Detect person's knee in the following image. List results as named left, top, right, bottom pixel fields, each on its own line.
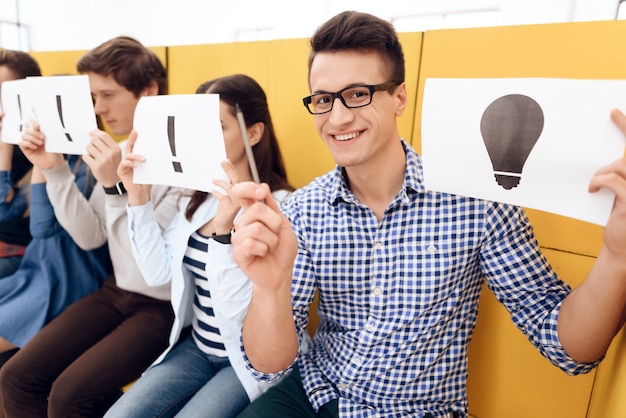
left=0, top=355, right=32, bottom=409
left=0, top=355, right=22, bottom=395
left=48, top=379, right=122, bottom=418
left=0, top=363, right=9, bottom=397
left=47, top=379, right=79, bottom=417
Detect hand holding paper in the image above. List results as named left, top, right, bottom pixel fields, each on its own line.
left=589, top=109, right=626, bottom=253
left=83, top=129, right=122, bottom=186
left=18, top=119, right=65, bottom=170
left=116, top=130, right=151, bottom=206
left=206, top=159, right=242, bottom=235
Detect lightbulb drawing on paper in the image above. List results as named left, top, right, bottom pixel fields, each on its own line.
left=480, top=94, right=544, bottom=190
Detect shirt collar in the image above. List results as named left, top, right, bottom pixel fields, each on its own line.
left=328, top=139, right=426, bottom=206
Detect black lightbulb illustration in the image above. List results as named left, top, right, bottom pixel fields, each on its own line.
left=480, top=94, right=544, bottom=190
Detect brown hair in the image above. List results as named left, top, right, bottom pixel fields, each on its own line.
left=185, top=74, right=293, bottom=220
left=307, top=11, right=405, bottom=87
left=0, top=49, right=41, bottom=78
left=76, top=36, right=167, bottom=96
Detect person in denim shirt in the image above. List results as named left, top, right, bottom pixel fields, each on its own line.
left=0, top=49, right=41, bottom=277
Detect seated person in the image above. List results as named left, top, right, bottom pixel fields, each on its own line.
left=230, top=11, right=626, bottom=418
left=105, top=74, right=294, bottom=418
left=0, top=156, right=112, bottom=368
left=0, top=49, right=42, bottom=277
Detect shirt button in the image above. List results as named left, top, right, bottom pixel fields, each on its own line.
left=337, top=383, right=348, bottom=390
left=350, top=357, right=363, bottom=366
left=365, top=323, right=375, bottom=332
left=372, top=286, right=383, bottom=296
left=427, top=245, right=437, bottom=254
left=374, top=241, right=383, bottom=250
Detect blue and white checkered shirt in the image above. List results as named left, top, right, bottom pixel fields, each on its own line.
left=242, top=140, right=597, bottom=418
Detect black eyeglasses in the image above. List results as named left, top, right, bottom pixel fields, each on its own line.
left=302, top=81, right=399, bottom=115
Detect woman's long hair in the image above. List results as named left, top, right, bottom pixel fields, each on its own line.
left=185, top=74, right=293, bottom=221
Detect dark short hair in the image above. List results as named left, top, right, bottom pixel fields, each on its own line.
left=185, top=74, right=293, bottom=220
left=308, top=10, right=405, bottom=86
left=0, top=49, right=41, bottom=78
left=76, top=36, right=167, bottom=96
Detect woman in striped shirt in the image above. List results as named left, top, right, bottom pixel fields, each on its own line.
left=104, top=74, right=294, bottom=418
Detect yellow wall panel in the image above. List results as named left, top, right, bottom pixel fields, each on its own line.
left=168, top=41, right=272, bottom=95
left=588, top=328, right=626, bottom=418
left=467, top=249, right=597, bottom=418
left=30, top=50, right=86, bottom=75
left=525, top=208, right=603, bottom=257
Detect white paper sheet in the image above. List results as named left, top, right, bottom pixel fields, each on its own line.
left=29, top=75, right=96, bottom=154
left=132, top=94, right=228, bottom=192
left=421, top=78, right=626, bottom=226
left=0, top=78, right=36, bottom=144
left=1, top=75, right=96, bottom=154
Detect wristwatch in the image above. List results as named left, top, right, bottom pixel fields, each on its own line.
left=102, top=181, right=127, bottom=195
left=212, top=230, right=232, bottom=245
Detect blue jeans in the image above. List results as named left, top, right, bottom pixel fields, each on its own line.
left=104, top=334, right=249, bottom=418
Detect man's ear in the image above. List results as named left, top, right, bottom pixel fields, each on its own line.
left=247, top=122, right=265, bottom=146
left=394, top=82, right=408, bottom=117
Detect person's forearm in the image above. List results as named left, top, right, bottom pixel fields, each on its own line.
left=0, top=144, right=13, bottom=171
left=242, top=278, right=299, bottom=373
left=30, top=166, right=45, bottom=184
left=558, top=246, right=626, bottom=362
left=43, top=162, right=108, bottom=249
left=126, top=185, right=151, bottom=207
left=127, top=203, right=176, bottom=287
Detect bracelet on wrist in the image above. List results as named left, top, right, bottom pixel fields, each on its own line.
left=211, top=230, right=233, bottom=244
left=103, top=181, right=127, bottom=195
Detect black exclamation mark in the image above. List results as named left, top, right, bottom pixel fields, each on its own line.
left=56, top=95, right=73, bottom=142
left=17, top=94, right=23, bottom=132
left=168, top=116, right=182, bottom=173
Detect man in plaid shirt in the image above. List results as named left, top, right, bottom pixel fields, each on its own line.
left=230, top=11, right=626, bottom=418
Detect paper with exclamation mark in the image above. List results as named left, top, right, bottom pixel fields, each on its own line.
left=132, top=94, right=228, bottom=193
left=0, top=78, right=35, bottom=145
left=29, top=75, right=97, bottom=154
